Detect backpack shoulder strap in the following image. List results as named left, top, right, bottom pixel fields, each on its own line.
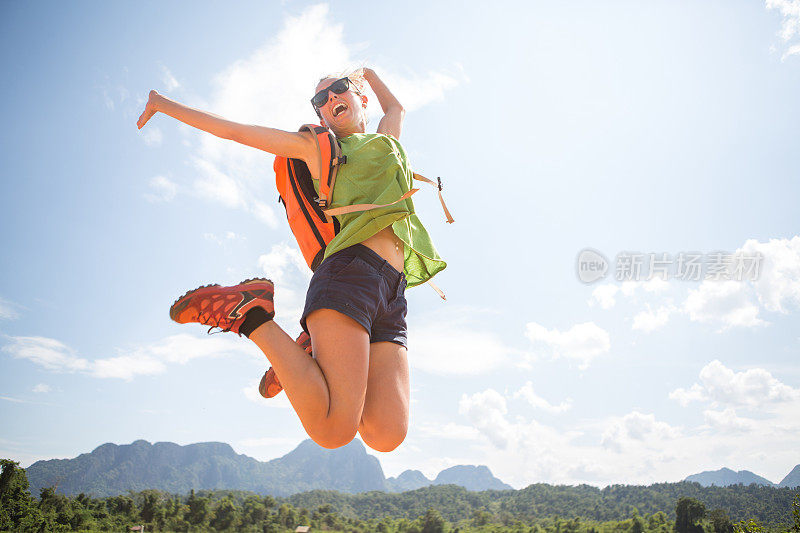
left=299, top=124, right=344, bottom=209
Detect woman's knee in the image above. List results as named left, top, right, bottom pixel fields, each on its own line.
left=310, top=421, right=360, bottom=449
left=360, top=422, right=408, bottom=453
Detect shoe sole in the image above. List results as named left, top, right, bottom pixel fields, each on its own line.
left=258, top=332, right=312, bottom=398
left=169, top=278, right=273, bottom=323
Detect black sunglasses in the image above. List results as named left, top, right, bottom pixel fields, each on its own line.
left=310, top=77, right=356, bottom=109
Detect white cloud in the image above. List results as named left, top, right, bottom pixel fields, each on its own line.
left=142, top=126, right=163, bottom=147
left=632, top=304, right=675, bottom=332
left=1, top=396, right=26, bottom=404
left=370, top=68, right=462, bottom=115
left=257, top=243, right=310, bottom=286
left=250, top=200, right=278, bottom=227
left=2, top=334, right=255, bottom=381
left=766, top=0, right=800, bottom=58
left=242, top=377, right=292, bottom=408
left=513, top=381, right=572, bottom=413
left=677, top=237, right=800, bottom=330
left=102, top=89, right=115, bottom=110
left=783, top=43, right=800, bottom=59
left=144, top=175, right=177, bottom=202
left=192, top=157, right=245, bottom=209
left=98, top=77, right=129, bottom=112
left=740, top=236, right=800, bottom=313
left=161, top=65, right=181, bottom=91
left=669, top=359, right=799, bottom=408
left=0, top=297, right=19, bottom=320
left=668, top=383, right=706, bottom=407
left=177, top=4, right=458, bottom=228
left=2, top=336, right=90, bottom=372
left=408, top=318, right=515, bottom=376
left=127, top=334, right=251, bottom=366
left=458, top=389, right=515, bottom=449
left=456, top=388, right=645, bottom=486
left=452, top=384, right=799, bottom=487
left=589, top=238, right=800, bottom=332
left=590, top=284, right=618, bottom=309
left=600, top=411, right=681, bottom=453
left=204, top=231, right=246, bottom=245
left=32, top=384, right=51, bottom=394
left=683, top=280, right=764, bottom=330
left=703, top=408, right=755, bottom=433
left=524, top=321, right=610, bottom=369
left=590, top=278, right=670, bottom=310
left=92, top=355, right=166, bottom=380
left=257, top=242, right=313, bottom=328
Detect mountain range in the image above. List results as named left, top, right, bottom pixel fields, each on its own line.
left=20, top=438, right=798, bottom=498
left=25, top=439, right=511, bottom=497
left=683, top=466, right=800, bottom=488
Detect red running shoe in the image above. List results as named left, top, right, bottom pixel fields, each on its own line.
left=258, top=331, right=312, bottom=398
left=169, top=278, right=274, bottom=335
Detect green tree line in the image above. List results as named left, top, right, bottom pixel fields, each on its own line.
left=2, top=459, right=799, bottom=533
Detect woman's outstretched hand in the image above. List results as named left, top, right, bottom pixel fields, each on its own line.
left=136, top=90, right=161, bottom=129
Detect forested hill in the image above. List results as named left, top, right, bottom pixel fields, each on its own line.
left=385, top=465, right=512, bottom=492
left=25, top=439, right=386, bottom=498
left=285, top=483, right=798, bottom=524
left=684, top=467, right=775, bottom=487
left=780, top=465, right=800, bottom=488
left=24, top=439, right=509, bottom=497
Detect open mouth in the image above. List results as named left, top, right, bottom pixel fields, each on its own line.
left=332, top=103, right=348, bottom=117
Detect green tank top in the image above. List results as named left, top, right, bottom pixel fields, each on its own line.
left=315, top=133, right=446, bottom=288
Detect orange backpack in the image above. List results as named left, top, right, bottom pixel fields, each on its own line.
left=274, top=124, right=454, bottom=292
left=274, top=124, right=344, bottom=271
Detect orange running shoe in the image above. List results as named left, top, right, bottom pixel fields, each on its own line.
left=258, top=331, right=312, bottom=398
left=169, top=278, right=274, bottom=336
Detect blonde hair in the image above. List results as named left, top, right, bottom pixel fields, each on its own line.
left=316, top=67, right=366, bottom=94
left=314, top=67, right=369, bottom=126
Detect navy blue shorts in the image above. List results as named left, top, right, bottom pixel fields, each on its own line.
left=300, top=243, right=408, bottom=347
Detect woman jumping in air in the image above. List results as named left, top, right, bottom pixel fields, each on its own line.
left=136, top=68, right=447, bottom=452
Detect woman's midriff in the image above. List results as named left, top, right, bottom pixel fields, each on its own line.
left=360, top=226, right=404, bottom=273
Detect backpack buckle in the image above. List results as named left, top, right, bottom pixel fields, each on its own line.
left=437, top=177, right=443, bottom=191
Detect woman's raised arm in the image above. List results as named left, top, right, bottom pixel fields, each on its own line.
left=361, top=69, right=405, bottom=139
left=136, top=90, right=317, bottom=163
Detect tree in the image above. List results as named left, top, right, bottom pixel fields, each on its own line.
left=186, top=489, right=210, bottom=526
left=0, top=459, right=43, bottom=531
left=39, top=485, right=76, bottom=529
left=278, top=503, right=297, bottom=528
left=630, top=515, right=645, bottom=533
left=709, top=508, right=734, bottom=533
left=210, top=496, right=240, bottom=531
left=675, top=497, right=706, bottom=533
left=421, top=508, right=446, bottom=533
left=263, top=494, right=276, bottom=512
left=242, top=494, right=267, bottom=525
left=733, top=518, right=765, bottom=533
left=140, top=489, right=165, bottom=525
left=107, top=494, right=137, bottom=519
left=791, top=493, right=800, bottom=533
left=472, top=509, right=493, bottom=526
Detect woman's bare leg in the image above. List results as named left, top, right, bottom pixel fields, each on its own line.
left=248, top=309, right=370, bottom=449
left=358, top=341, right=410, bottom=452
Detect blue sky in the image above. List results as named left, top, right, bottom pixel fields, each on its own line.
left=1, top=1, right=799, bottom=488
